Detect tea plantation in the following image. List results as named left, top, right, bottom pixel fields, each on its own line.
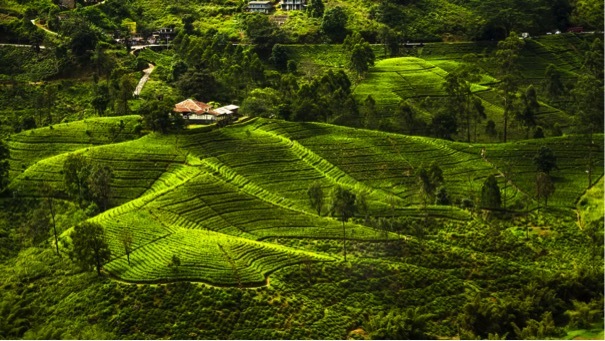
left=0, top=4, right=602, bottom=335
left=2, top=116, right=603, bottom=338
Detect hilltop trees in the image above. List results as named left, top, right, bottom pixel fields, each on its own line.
left=306, top=0, right=325, bottom=18
left=70, top=222, right=111, bottom=276
left=330, top=186, right=356, bottom=261
left=321, top=7, right=348, bottom=43
left=239, top=13, right=283, bottom=57
left=63, top=154, right=113, bottom=211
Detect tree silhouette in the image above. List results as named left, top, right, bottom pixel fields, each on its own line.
left=533, top=146, right=558, bottom=174
left=330, top=186, right=356, bottom=261
left=493, top=32, right=524, bottom=142
left=307, top=181, right=324, bottom=216
left=481, top=175, right=501, bottom=209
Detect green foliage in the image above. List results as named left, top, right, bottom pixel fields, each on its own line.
left=364, top=307, right=435, bottom=339
left=533, top=146, right=557, bottom=174
left=0, top=141, right=9, bottom=193
left=70, top=221, right=111, bottom=276
left=63, top=153, right=92, bottom=204
left=239, top=13, right=283, bottom=57
left=481, top=174, right=501, bottom=209
left=343, top=32, right=375, bottom=79
left=139, top=98, right=181, bottom=133
left=62, top=153, right=114, bottom=211
left=270, top=44, right=289, bottom=72
left=536, top=172, right=555, bottom=207
left=321, top=7, right=347, bottom=43
left=118, top=228, right=133, bottom=265
left=240, top=88, right=281, bottom=118
left=493, top=31, right=524, bottom=143
left=307, top=180, right=324, bottom=216
left=306, top=0, right=324, bottom=18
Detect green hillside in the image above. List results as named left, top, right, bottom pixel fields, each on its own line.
left=4, top=117, right=602, bottom=286
left=0, top=0, right=603, bottom=338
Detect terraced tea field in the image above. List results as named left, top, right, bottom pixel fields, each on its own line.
left=351, top=35, right=591, bottom=141
left=8, top=117, right=603, bottom=286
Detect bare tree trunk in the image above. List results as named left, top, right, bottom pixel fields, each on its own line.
left=48, top=197, right=59, bottom=256
left=342, top=220, right=347, bottom=262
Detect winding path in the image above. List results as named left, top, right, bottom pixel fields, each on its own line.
left=30, top=19, right=58, bottom=36
left=133, top=63, right=155, bottom=97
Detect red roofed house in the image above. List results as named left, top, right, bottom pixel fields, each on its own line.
left=174, top=99, right=224, bottom=124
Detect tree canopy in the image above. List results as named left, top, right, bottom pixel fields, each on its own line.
left=70, top=222, right=111, bottom=276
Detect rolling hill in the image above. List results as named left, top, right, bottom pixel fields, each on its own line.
left=5, top=116, right=603, bottom=287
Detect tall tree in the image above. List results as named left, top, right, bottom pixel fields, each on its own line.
left=119, top=228, right=134, bottom=266
left=70, top=222, right=111, bottom=276
left=91, top=83, right=110, bottom=116
left=330, top=186, right=356, bottom=261
left=42, top=84, right=57, bottom=125
left=42, top=184, right=60, bottom=256
left=493, top=32, right=524, bottom=143
left=362, top=95, right=377, bottom=129
left=356, top=189, right=371, bottom=224
left=517, top=84, right=539, bottom=138
left=344, top=32, right=375, bottom=80
left=63, top=153, right=92, bottom=204
left=88, top=164, right=113, bottom=212
left=533, top=146, right=558, bottom=174
left=536, top=172, right=555, bottom=207
left=113, top=74, right=135, bottom=116
left=480, top=174, right=501, bottom=209
left=543, top=64, right=564, bottom=101
left=442, top=70, right=467, bottom=140
left=307, top=181, right=324, bottom=216
left=239, top=13, right=282, bottom=57
left=270, top=44, right=289, bottom=72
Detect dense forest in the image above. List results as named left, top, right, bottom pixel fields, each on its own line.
left=0, top=0, right=603, bottom=339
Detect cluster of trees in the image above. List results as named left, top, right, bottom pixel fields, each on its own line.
left=478, top=145, right=558, bottom=219
left=305, top=145, right=560, bottom=250
left=63, top=153, right=113, bottom=212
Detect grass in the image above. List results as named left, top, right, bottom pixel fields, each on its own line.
left=577, top=177, right=604, bottom=226
left=565, top=323, right=605, bottom=340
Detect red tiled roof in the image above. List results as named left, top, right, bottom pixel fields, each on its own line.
left=174, top=99, right=218, bottom=115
